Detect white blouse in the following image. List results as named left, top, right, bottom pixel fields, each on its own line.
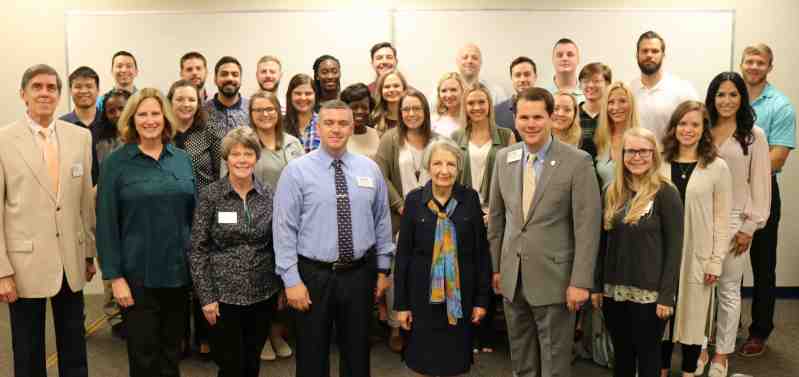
left=468, top=141, right=492, bottom=204
left=398, top=143, right=430, bottom=198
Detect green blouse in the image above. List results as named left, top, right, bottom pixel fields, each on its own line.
left=96, top=143, right=197, bottom=288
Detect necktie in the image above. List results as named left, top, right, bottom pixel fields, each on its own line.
left=333, top=159, right=354, bottom=262
left=522, top=154, right=536, bottom=220
left=38, top=129, right=60, bottom=194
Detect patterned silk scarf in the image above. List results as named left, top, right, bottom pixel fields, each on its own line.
left=427, top=198, right=463, bottom=325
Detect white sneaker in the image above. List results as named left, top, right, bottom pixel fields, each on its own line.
left=260, top=339, right=277, bottom=361
left=708, top=360, right=728, bottom=377
left=271, top=335, right=293, bottom=358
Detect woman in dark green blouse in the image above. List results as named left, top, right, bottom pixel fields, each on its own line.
left=96, top=88, right=196, bottom=377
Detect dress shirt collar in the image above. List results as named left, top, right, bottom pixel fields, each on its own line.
left=25, top=112, right=56, bottom=137
left=522, top=135, right=553, bottom=162
left=221, top=174, right=267, bottom=197
left=124, top=142, right=176, bottom=160
left=212, top=93, right=244, bottom=111
left=314, top=145, right=354, bottom=168
left=752, top=83, right=775, bottom=104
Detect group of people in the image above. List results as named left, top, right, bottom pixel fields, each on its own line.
left=0, top=29, right=794, bottom=377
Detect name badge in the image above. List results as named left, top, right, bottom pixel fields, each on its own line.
left=357, top=176, right=374, bottom=188
left=71, top=163, right=84, bottom=177
left=507, top=149, right=522, bottom=163
left=218, top=211, right=237, bottom=224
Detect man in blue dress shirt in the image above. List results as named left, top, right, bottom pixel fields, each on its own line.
left=273, top=99, right=394, bottom=377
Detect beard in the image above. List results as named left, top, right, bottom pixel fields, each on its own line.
left=219, top=83, right=240, bottom=98
left=638, top=59, right=662, bottom=76
left=259, top=80, right=279, bottom=92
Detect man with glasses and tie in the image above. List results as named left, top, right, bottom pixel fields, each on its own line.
left=273, top=99, right=394, bottom=377
left=487, top=87, right=601, bottom=377
left=0, top=64, right=96, bottom=377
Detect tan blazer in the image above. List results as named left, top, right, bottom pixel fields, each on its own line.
left=487, top=139, right=601, bottom=306
left=661, top=159, right=732, bottom=345
left=0, top=119, right=96, bottom=298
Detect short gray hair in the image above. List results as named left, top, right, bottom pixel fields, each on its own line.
left=21, top=64, right=62, bottom=93
left=422, top=138, right=464, bottom=173
left=221, top=127, right=261, bottom=161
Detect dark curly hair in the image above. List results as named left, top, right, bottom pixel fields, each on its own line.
left=705, top=72, right=756, bottom=155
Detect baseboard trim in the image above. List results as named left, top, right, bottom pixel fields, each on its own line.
left=741, top=286, right=799, bottom=299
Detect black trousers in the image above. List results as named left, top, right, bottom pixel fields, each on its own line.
left=603, top=299, right=666, bottom=377
left=211, top=297, right=276, bottom=377
left=475, top=293, right=500, bottom=348
left=123, top=285, right=189, bottom=377
left=749, top=175, right=781, bottom=340
left=9, top=274, right=88, bottom=377
left=294, top=255, right=377, bottom=377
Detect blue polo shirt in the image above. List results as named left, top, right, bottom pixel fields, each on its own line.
left=752, top=83, right=796, bottom=150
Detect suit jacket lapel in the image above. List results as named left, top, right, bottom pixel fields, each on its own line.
left=11, top=121, right=57, bottom=203
left=55, top=122, right=73, bottom=204
left=525, top=139, right=563, bottom=226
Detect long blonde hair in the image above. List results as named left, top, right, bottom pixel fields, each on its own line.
left=434, top=72, right=467, bottom=127
left=552, top=91, right=582, bottom=146
left=603, top=128, right=670, bottom=230
left=594, top=82, right=640, bottom=157
left=463, top=83, right=497, bottom=132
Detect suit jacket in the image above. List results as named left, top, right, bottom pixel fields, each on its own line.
left=487, top=138, right=600, bottom=306
left=0, top=119, right=96, bottom=298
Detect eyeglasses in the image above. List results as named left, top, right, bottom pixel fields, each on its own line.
left=252, top=107, right=277, bottom=114
left=623, top=148, right=654, bottom=158
left=400, top=106, right=424, bottom=114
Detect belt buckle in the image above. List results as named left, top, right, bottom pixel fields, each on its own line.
left=332, top=261, right=349, bottom=271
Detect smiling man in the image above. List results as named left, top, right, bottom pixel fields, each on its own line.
left=546, top=38, right=585, bottom=103
left=256, top=55, right=283, bottom=94
left=630, top=31, right=698, bottom=140
left=273, top=100, right=394, bottom=377
left=180, top=51, right=208, bottom=102
left=203, top=56, right=250, bottom=134
left=60, top=66, right=101, bottom=184
left=0, top=64, right=96, bottom=377
left=97, top=50, right=138, bottom=112
left=496, top=56, right=538, bottom=136
left=488, top=87, right=600, bottom=377
left=368, top=42, right=398, bottom=94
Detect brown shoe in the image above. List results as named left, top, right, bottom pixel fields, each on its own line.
left=738, top=336, right=767, bottom=357
left=388, top=331, right=404, bottom=353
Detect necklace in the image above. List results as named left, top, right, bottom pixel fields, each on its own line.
left=676, top=162, right=694, bottom=179
left=411, top=146, right=422, bottom=182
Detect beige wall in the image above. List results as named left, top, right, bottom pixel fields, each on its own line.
left=3, top=0, right=798, bottom=290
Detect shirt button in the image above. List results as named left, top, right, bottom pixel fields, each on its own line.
left=56, top=206, right=61, bottom=211
left=56, top=233, right=60, bottom=237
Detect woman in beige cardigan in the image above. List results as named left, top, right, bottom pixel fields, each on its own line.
left=659, top=101, right=732, bottom=377
left=374, top=89, right=440, bottom=352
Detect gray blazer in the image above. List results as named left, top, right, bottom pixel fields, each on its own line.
left=487, top=138, right=601, bottom=306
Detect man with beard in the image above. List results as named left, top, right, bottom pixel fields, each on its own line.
left=456, top=43, right=507, bottom=106
left=738, top=43, right=796, bottom=358
left=545, top=39, right=585, bottom=103
left=60, top=66, right=101, bottom=184
left=180, top=51, right=208, bottom=102
left=203, top=56, right=249, bottom=134
left=368, top=42, right=397, bottom=94
left=496, top=56, right=537, bottom=137
left=313, top=55, right=342, bottom=107
left=97, top=50, right=138, bottom=112
left=256, top=55, right=283, bottom=94
left=630, top=31, right=697, bottom=140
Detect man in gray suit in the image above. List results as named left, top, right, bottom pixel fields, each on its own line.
left=488, top=87, right=601, bottom=377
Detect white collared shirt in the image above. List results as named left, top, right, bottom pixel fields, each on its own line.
left=630, top=73, right=698, bottom=141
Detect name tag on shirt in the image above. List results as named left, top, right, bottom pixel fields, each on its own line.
left=218, top=211, right=237, bottom=224
left=71, top=163, right=84, bottom=177
left=357, top=176, right=374, bottom=188
left=507, top=149, right=522, bottom=163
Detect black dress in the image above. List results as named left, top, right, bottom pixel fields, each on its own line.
left=394, top=182, right=492, bottom=376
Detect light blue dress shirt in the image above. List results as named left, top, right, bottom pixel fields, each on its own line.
left=751, top=83, right=796, bottom=151
left=273, top=147, right=395, bottom=287
left=521, top=135, right=554, bottom=181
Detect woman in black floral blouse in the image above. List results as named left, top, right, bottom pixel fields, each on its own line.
left=189, top=126, right=281, bottom=377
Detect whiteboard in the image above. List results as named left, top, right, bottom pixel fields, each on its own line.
left=394, top=9, right=734, bottom=105
left=66, top=10, right=393, bottom=105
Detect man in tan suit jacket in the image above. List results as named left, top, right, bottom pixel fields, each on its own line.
left=488, top=88, right=600, bottom=377
left=0, top=64, right=96, bottom=377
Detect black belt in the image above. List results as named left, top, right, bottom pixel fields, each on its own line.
left=298, top=249, right=374, bottom=272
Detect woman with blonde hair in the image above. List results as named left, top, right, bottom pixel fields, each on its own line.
left=594, top=82, right=641, bottom=190
left=552, top=91, right=582, bottom=147
left=370, top=69, right=408, bottom=137
left=592, top=127, right=683, bottom=377
left=432, top=72, right=467, bottom=138
left=659, top=101, right=732, bottom=377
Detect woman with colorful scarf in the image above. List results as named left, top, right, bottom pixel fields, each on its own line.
left=394, top=138, right=492, bottom=377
